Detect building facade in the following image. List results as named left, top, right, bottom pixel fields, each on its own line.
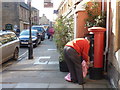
left=106, top=0, right=120, bottom=88
left=19, top=2, right=29, bottom=30
left=2, top=2, right=39, bottom=31
left=31, top=7, right=39, bottom=25
left=2, top=2, right=20, bottom=30
left=57, top=0, right=120, bottom=88
left=57, top=0, right=74, bottom=18
left=39, top=14, right=49, bottom=25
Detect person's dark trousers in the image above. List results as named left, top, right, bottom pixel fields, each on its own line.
left=64, top=46, right=84, bottom=85
left=48, top=35, right=51, bottom=39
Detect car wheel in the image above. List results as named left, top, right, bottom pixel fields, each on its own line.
left=35, top=40, right=39, bottom=47
left=43, top=37, right=45, bottom=41
left=39, top=38, right=41, bottom=44
left=13, top=48, right=19, bottom=60
left=41, top=37, right=44, bottom=41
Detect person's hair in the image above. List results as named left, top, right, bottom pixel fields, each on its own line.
left=85, top=37, right=91, bottom=41
left=84, top=34, right=93, bottom=41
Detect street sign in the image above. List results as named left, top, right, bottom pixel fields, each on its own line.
left=53, top=10, right=58, bottom=14
left=44, top=0, right=51, bottom=2
left=5, top=24, right=13, bottom=30
left=44, top=0, right=53, bottom=8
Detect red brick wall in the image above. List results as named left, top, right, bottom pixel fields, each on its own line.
left=76, top=10, right=88, bottom=38
left=75, top=1, right=102, bottom=38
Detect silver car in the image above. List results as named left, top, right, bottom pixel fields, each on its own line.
left=0, top=30, right=20, bottom=64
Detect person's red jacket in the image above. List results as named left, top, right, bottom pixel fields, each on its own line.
left=49, top=28, right=54, bottom=35
left=65, top=38, right=90, bottom=62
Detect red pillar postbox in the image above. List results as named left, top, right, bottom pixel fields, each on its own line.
left=88, top=27, right=106, bottom=80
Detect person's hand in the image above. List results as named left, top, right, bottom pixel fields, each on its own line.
left=86, top=56, right=90, bottom=66
left=86, top=61, right=90, bottom=66
left=89, top=61, right=94, bottom=67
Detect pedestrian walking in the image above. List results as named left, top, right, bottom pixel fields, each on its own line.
left=46, top=26, right=51, bottom=39
left=49, top=27, right=55, bottom=41
left=47, top=27, right=55, bottom=41
left=16, top=28, right=20, bottom=37
left=63, top=38, right=90, bottom=85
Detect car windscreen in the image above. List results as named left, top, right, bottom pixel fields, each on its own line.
left=0, top=32, right=17, bottom=45
left=20, top=30, right=37, bottom=36
left=31, top=27, right=44, bottom=32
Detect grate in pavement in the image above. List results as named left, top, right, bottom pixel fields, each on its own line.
left=48, top=49, right=57, bottom=51
left=34, top=56, right=50, bottom=65
left=34, top=56, right=59, bottom=65
left=48, top=61, right=59, bottom=64
left=37, top=61, right=48, bottom=64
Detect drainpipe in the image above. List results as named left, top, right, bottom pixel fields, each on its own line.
left=102, top=0, right=104, bottom=12
left=74, top=6, right=77, bottom=39
left=104, top=0, right=110, bottom=72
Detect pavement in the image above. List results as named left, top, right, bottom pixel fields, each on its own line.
left=1, top=38, right=111, bottom=89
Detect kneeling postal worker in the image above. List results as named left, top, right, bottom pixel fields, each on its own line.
left=64, top=38, right=90, bottom=85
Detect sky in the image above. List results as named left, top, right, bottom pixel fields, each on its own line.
left=25, top=0, right=62, bottom=21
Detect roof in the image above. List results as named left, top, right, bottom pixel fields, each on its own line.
left=20, top=2, right=39, bottom=11
left=20, top=2, right=29, bottom=10
left=31, top=7, right=38, bottom=11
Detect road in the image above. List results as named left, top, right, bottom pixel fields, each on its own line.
left=2, top=47, right=28, bottom=70
left=18, top=47, right=28, bottom=61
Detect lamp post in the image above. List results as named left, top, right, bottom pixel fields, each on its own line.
left=28, top=0, right=33, bottom=59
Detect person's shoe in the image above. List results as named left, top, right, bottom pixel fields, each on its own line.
left=72, top=80, right=78, bottom=83
left=66, top=80, right=72, bottom=82
left=71, top=79, right=78, bottom=83
left=78, top=82, right=85, bottom=85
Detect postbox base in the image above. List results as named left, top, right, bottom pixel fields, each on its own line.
left=89, top=67, right=103, bottom=80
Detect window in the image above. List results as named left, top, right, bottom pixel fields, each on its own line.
left=3, top=3, right=9, bottom=8
left=0, top=32, right=17, bottom=45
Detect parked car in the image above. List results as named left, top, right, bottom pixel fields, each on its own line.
left=39, top=25, right=49, bottom=31
left=0, top=30, right=20, bottom=64
left=31, top=25, right=45, bottom=41
left=19, top=29, right=41, bottom=47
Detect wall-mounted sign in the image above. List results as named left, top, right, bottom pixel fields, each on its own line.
left=53, top=10, right=58, bottom=14
left=5, top=24, right=13, bottom=30
left=44, top=0, right=53, bottom=8
left=44, top=0, right=51, bottom=2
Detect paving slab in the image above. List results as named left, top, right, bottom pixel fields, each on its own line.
left=84, top=83, right=109, bottom=88
left=15, top=83, right=49, bottom=88
left=5, top=64, right=59, bottom=71
left=2, top=84, right=17, bottom=88
left=85, top=78, right=110, bottom=84
left=48, top=83, right=83, bottom=88
left=2, top=70, right=67, bottom=83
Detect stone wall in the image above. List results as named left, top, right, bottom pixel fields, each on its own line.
left=2, top=2, right=20, bottom=30
left=108, top=62, right=120, bottom=89
left=39, top=14, right=49, bottom=25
